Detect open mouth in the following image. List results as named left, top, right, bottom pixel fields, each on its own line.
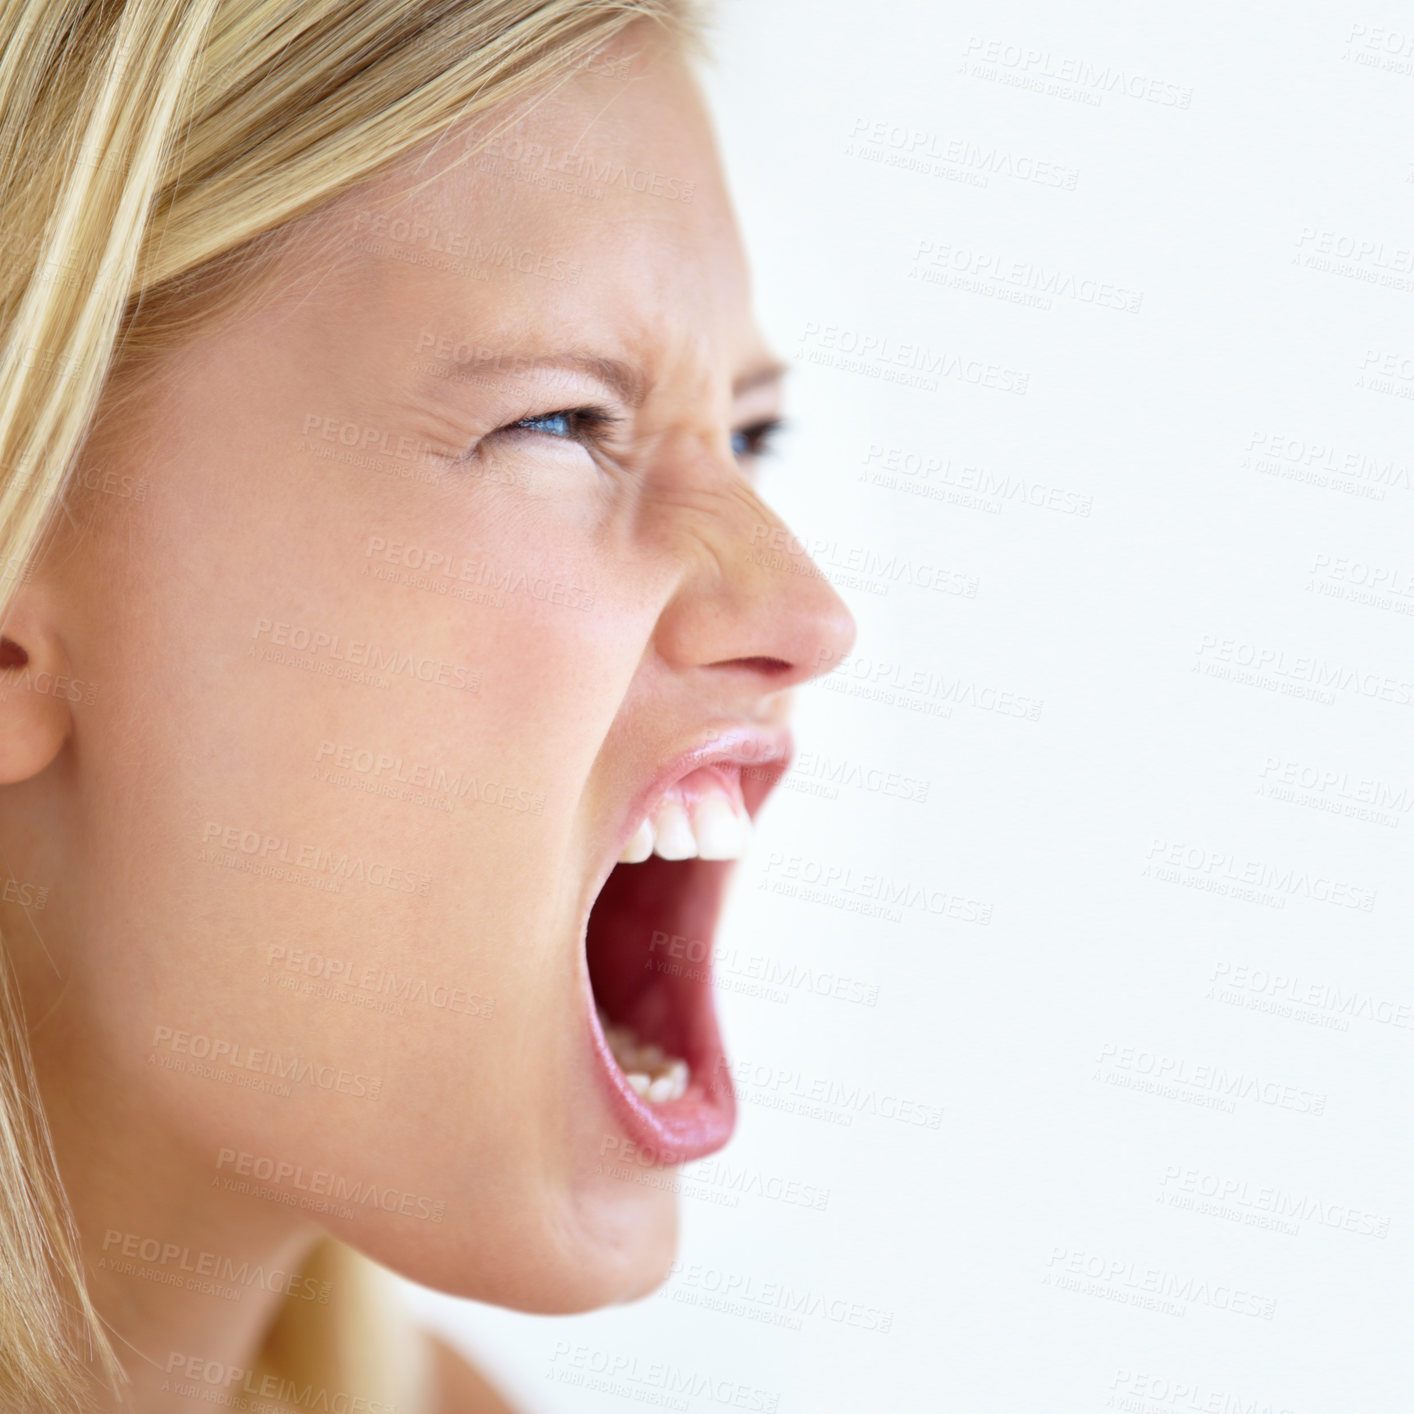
left=579, top=730, right=791, bottom=1166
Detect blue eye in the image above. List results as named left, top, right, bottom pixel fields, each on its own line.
left=490, top=409, right=785, bottom=463
left=515, top=411, right=576, bottom=438
left=731, top=418, right=787, bottom=461
left=508, top=407, right=623, bottom=445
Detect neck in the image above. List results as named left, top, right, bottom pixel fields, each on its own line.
left=30, top=1010, right=322, bottom=1414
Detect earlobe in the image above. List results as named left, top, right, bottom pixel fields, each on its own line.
left=0, top=602, right=76, bottom=786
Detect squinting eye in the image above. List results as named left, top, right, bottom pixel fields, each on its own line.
left=503, top=406, right=621, bottom=447
left=519, top=412, right=573, bottom=438
left=731, top=417, right=787, bottom=461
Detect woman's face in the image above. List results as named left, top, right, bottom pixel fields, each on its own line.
left=6, top=24, right=853, bottom=1309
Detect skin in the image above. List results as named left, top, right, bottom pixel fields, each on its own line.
left=0, top=21, right=854, bottom=1412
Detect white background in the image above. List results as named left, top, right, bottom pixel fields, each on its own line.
left=403, top=2, right=1414, bottom=1407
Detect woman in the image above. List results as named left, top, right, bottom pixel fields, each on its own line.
left=0, top=1, right=856, bottom=1409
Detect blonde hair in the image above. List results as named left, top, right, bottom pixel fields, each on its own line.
left=0, top=1, right=703, bottom=1408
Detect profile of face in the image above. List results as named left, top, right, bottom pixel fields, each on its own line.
left=0, top=21, right=854, bottom=1316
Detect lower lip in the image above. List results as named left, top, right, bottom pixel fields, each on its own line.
left=585, top=981, right=737, bottom=1168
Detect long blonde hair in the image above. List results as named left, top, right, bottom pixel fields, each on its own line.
left=0, top=2, right=702, bottom=1408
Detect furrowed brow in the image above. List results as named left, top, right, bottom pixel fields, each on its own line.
left=432, top=352, right=648, bottom=407
left=733, top=360, right=788, bottom=399
left=423, top=347, right=784, bottom=407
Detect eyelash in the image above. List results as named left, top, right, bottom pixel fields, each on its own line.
left=494, top=408, right=788, bottom=463
left=500, top=406, right=624, bottom=447
left=731, top=418, right=787, bottom=461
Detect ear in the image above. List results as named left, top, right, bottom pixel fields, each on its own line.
left=0, top=592, right=74, bottom=785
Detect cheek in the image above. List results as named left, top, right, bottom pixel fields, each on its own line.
left=57, top=433, right=680, bottom=1300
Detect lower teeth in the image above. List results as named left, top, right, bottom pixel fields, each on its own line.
left=597, top=1007, right=690, bottom=1104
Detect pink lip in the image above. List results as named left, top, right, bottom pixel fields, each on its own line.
left=577, top=722, right=794, bottom=1166
left=610, top=722, right=796, bottom=861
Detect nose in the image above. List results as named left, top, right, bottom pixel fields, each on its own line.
left=651, top=473, right=858, bottom=694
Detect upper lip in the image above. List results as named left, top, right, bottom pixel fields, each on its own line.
left=580, top=720, right=795, bottom=925
left=616, top=721, right=794, bottom=854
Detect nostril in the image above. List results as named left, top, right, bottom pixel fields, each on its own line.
left=732, top=655, right=792, bottom=676
left=0, top=638, right=27, bottom=670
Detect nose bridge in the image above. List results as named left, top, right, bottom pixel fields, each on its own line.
left=653, top=454, right=858, bottom=686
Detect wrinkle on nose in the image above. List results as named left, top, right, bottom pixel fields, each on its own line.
left=651, top=473, right=857, bottom=693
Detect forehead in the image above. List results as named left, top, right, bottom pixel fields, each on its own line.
left=302, top=26, right=766, bottom=396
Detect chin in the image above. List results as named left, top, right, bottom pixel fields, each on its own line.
left=355, top=1175, right=681, bottom=1313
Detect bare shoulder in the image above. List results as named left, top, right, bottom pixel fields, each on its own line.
left=425, top=1331, right=524, bottom=1414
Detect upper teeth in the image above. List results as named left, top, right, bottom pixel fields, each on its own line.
left=619, top=783, right=751, bottom=864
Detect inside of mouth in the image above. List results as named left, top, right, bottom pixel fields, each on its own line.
left=585, top=854, right=727, bottom=1106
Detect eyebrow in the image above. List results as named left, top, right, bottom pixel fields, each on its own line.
left=430, top=350, right=788, bottom=407
left=733, top=359, right=789, bottom=398
left=429, top=352, right=642, bottom=405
